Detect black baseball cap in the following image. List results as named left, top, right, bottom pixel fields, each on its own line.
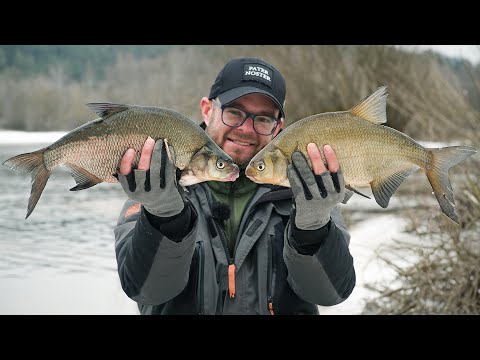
left=208, top=57, right=286, bottom=118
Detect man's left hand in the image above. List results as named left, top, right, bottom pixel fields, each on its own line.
left=287, top=143, right=345, bottom=230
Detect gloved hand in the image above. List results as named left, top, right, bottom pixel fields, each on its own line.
left=287, top=149, right=345, bottom=230
left=116, top=138, right=185, bottom=218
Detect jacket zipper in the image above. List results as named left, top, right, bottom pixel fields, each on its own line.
left=228, top=181, right=237, bottom=252
left=227, top=182, right=238, bottom=298
left=204, top=185, right=236, bottom=299
left=267, top=235, right=277, bottom=315
left=196, top=241, right=205, bottom=315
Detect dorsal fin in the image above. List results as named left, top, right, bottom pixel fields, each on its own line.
left=349, top=86, right=388, bottom=124
left=86, top=103, right=129, bottom=119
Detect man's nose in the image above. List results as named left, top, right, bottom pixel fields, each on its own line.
left=238, top=116, right=256, bottom=133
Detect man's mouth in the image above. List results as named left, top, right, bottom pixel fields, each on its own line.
left=227, top=138, right=255, bottom=146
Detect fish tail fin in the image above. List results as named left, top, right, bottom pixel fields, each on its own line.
left=426, top=145, right=477, bottom=224
left=3, top=148, right=52, bottom=219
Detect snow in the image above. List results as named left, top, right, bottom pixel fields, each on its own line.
left=0, top=130, right=67, bottom=145
left=318, top=212, right=413, bottom=315
left=0, top=270, right=139, bottom=315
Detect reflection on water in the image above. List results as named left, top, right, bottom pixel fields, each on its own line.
left=0, top=143, right=138, bottom=314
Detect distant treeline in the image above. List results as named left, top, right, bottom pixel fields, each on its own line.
left=0, top=45, right=478, bottom=145
left=0, top=45, right=172, bottom=80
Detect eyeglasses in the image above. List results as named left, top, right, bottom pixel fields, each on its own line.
left=212, top=99, right=280, bottom=136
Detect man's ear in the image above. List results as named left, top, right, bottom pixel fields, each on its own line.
left=201, top=97, right=213, bottom=126
left=272, top=118, right=285, bottom=138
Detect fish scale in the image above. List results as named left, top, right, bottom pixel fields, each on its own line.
left=246, top=86, right=477, bottom=224
left=4, top=103, right=239, bottom=219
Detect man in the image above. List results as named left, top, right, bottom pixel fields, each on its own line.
left=114, top=57, right=356, bottom=315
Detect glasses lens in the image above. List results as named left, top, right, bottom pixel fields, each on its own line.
left=221, top=106, right=278, bottom=135
left=253, top=116, right=276, bottom=135
left=222, top=107, right=246, bottom=126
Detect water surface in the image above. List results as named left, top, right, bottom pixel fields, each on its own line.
left=0, top=143, right=138, bottom=314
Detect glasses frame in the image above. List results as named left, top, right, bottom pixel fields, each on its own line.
left=212, top=99, right=280, bottom=136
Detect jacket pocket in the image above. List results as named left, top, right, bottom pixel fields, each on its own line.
left=267, top=235, right=277, bottom=315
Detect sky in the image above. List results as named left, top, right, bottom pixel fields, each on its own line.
left=398, top=45, right=480, bottom=64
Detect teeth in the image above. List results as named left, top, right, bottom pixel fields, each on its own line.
left=231, top=140, right=251, bottom=146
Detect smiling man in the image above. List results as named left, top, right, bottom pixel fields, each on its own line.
left=203, top=95, right=282, bottom=166
left=114, top=57, right=356, bottom=315
left=202, top=58, right=286, bottom=167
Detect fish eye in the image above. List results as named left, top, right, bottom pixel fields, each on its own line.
left=216, top=159, right=225, bottom=169
left=257, top=162, right=265, bottom=171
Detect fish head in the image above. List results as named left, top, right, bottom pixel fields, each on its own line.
left=179, top=145, right=239, bottom=186
left=245, top=147, right=288, bottom=186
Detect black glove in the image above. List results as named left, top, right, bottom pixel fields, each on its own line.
left=117, top=139, right=185, bottom=217
left=287, top=151, right=345, bottom=230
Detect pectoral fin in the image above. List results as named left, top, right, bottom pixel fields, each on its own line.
left=345, top=185, right=371, bottom=199
left=341, top=190, right=355, bottom=204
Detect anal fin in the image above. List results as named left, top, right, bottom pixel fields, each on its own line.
left=370, top=166, right=419, bottom=208
left=63, top=163, right=103, bottom=191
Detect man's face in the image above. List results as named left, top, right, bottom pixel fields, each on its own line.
left=202, top=93, right=284, bottom=167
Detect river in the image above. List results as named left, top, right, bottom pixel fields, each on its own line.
left=0, top=142, right=139, bottom=314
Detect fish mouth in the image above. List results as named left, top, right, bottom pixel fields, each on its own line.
left=220, top=169, right=239, bottom=182
left=223, top=164, right=240, bottom=182
left=228, top=171, right=240, bottom=181
left=245, top=167, right=255, bottom=180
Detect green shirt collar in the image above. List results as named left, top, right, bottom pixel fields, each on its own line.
left=206, top=170, right=258, bottom=196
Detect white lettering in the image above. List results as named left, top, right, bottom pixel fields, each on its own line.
left=244, top=70, right=271, bottom=82
left=248, top=66, right=270, bottom=76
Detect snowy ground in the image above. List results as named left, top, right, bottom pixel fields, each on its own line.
left=0, top=130, right=68, bottom=145
left=318, top=204, right=414, bottom=315
left=0, top=270, right=139, bottom=315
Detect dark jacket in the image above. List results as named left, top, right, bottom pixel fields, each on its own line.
left=114, top=177, right=356, bottom=314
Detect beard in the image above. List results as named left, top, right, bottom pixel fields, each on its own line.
left=228, top=150, right=252, bottom=168
left=206, top=127, right=257, bottom=167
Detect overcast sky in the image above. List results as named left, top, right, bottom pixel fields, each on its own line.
left=398, top=45, right=479, bottom=64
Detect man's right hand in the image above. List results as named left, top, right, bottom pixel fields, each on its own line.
left=287, top=144, right=345, bottom=230
left=116, top=137, right=186, bottom=218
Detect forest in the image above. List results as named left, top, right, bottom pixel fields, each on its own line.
left=0, top=45, right=478, bottom=144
